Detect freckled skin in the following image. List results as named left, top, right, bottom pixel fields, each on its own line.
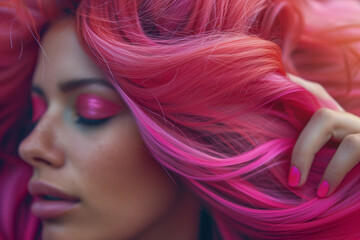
left=19, top=16, right=200, bottom=240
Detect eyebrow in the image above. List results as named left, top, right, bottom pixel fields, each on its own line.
left=59, top=78, right=113, bottom=92
left=32, top=78, right=113, bottom=95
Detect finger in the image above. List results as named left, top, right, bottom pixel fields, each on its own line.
left=317, top=133, right=360, bottom=197
left=289, top=108, right=334, bottom=187
left=331, top=111, right=360, bottom=140
left=288, top=74, right=344, bottom=111
left=290, top=109, right=360, bottom=187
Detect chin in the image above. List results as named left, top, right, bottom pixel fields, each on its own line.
left=41, top=221, right=83, bottom=240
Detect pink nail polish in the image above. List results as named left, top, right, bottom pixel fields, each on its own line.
left=288, top=166, right=301, bottom=187
left=317, top=180, right=330, bottom=198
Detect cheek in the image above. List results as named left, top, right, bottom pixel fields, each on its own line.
left=79, top=120, right=175, bottom=201
left=67, top=117, right=178, bottom=237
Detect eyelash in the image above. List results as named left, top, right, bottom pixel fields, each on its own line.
left=75, top=116, right=110, bottom=126
left=29, top=110, right=110, bottom=128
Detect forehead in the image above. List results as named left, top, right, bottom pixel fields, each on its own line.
left=33, top=16, right=105, bottom=87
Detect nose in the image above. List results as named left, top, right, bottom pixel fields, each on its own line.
left=18, top=113, right=65, bottom=168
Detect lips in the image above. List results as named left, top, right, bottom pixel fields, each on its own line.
left=29, top=181, right=80, bottom=219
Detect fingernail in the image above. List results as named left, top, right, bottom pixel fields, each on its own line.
left=317, top=180, right=330, bottom=198
left=288, top=166, right=301, bottom=187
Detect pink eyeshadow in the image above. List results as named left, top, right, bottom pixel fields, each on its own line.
left=75, top=93, right=123, bottom=120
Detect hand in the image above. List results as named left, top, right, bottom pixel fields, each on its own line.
left=288, top=74, right=344, bottom=111
left=287, top=74, right=360, bottom=197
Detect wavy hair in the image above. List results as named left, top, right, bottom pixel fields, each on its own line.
left=1, top=0, right=360, bottom=239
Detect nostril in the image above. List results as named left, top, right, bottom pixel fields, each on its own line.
left=33, top=157, right=52, bottom=166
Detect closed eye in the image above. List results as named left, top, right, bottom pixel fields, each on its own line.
left=75, top=93, right=123, bottom=127
left=76, top=116, right=110, bottom=126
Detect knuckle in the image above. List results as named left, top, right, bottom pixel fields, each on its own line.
left=326, top=165, right=339, bottom=178
left=292, top=148, right=312, bottom=160
left=291, top=149, right=313, bottom=169
left=312, top=108, right=334, bottom=125
left=310, top=83, right=327, bottom=97
left=312, top=82, right=325, bottom=92
left=325, top=160, right=344, bottom=180
left=343, top=134, right=360, bottom=150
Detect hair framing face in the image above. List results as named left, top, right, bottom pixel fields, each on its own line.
left=0, top=0, right=360, bottom=239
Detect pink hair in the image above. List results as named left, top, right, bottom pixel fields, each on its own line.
left=1, top=0, right=360, bottom=239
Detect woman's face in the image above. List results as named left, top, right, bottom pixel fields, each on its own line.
left=18, top=17, right=187, bottom=240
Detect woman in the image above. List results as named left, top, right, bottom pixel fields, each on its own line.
left=1, top=0, right=360, bottom=239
